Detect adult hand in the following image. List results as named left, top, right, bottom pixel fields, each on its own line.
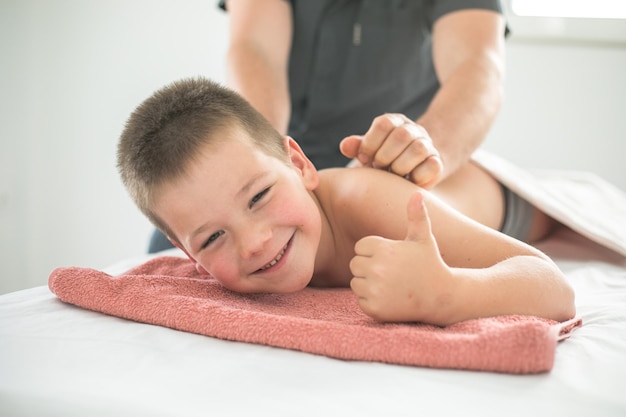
left=340, top=114, right=443, bottom=189
left=349, top=191, right=455, bottom=324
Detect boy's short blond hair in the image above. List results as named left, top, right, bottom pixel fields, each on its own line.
left=117, top=77, right=287, bottom=237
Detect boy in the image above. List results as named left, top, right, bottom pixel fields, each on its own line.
left=117, top=77, right=575, bottom=326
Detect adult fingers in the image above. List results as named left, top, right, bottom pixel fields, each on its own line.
left=407, top=155, right=443, bottom=189
left=339, top=135, right=363, bottom=160
left=388, top=135, right=436, bottom=177
left=357, top=114, right=405, bottom=166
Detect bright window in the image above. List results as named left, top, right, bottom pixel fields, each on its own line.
left=511, top=0, right=626, bottom=19
left=504, top=0, right=626, bottom=45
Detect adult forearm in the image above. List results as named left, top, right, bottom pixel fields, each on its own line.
left=417, top=53, right=504, bottom=180
left=226, top=45, right=291, bottom=134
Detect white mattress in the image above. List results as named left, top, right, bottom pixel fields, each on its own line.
left=1, top=226, right=625, bottom=417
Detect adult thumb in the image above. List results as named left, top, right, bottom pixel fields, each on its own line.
left=405, top=191, right=432, bottom=242
left=339, top=135, right=363, bottom=159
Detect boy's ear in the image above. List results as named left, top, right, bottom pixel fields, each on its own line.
left=284, top=136, right=319, bottom=190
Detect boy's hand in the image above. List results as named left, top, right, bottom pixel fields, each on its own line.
left=349, top=191, right=456, bottom=324
left=340, top=114, right=443, bottom=189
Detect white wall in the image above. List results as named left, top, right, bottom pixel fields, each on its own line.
left=483, top=40, right=626, bottom=187
left=1, top=1, right=625, bottom=294
left=0, top=0, right=228, bottom=294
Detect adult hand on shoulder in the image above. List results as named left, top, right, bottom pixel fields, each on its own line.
left=340, top=114, right=443, bottom=189
left=349, top=191, right=456, bottom=325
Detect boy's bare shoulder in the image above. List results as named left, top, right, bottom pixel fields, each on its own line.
left=318, top=167, right=411, bottom=199
left=316, top=167, right=415, bottom=239
left=318, top=167, right=374, bottom=199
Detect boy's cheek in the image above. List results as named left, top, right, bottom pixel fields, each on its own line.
left=204, top=261, right=239, bottom=288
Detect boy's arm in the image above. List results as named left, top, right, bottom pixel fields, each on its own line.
left=342, top=171, right=575, bottom=326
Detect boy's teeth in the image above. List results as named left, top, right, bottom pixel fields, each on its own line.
left=261, top=244, right=288, bottom=270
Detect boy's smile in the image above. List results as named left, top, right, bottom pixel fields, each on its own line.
left=153, top=127, right=322, bottom=293
left=255, top=235, right=292, bottom=272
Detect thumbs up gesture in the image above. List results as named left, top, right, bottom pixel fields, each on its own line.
left=349, top=191, right=456, bottom=324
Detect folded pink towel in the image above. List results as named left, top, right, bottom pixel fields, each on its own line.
left=48, top=256, right=581, bottom=374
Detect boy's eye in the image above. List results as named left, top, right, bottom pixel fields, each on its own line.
left=249, top=187, right=271, bottom=208
left=201, top=230, right=224, bottom=249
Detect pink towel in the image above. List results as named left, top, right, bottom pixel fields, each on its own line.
left=48, top=256, right=581, bottom=374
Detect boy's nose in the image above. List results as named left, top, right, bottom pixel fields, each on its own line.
left=237, top=223, right=272, bottom=260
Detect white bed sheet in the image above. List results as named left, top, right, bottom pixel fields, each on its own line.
left=1, top=227, right=625, bottom=417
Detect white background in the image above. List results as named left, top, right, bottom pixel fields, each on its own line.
left=1, top=0, right=625, bottom=294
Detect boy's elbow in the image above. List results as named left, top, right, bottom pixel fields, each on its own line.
left=565, top=286, right=577, bottom=320
left=554, top=283, right=576, bottom=322
left=542, top=257, right=576, bottom=322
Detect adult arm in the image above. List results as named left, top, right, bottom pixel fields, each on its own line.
left=420, top=9, right=506, bottom=180
left=224, top=0, right=293, bottom=134
left=341, top=9, right=506, bottom=187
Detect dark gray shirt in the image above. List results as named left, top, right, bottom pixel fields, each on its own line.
left=220, top=0, right=506, bottom=168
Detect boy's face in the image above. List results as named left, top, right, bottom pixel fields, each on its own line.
left=154, top=128, right=322, bottom=293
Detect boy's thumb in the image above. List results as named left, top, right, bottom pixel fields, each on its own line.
left=405, top=191, right=432, bottom=242
left=339, top=135, right=363, bottom=159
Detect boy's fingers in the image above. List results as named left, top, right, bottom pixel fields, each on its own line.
left=353, top=235, right=384, bottom=257
left=405, top=191, right=432, bottom=242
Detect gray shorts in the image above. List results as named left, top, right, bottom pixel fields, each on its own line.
left=499, top=185, right=536, bottom=242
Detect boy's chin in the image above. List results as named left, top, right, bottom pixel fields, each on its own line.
left=269, top=277, right=312, bottom=294
left=218, top=275, right=312, bottom=295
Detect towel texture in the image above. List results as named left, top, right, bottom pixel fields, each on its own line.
left=49, top=256, right=581, bottom=374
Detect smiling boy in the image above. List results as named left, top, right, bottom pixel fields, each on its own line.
left=118, top=77, right=575, bottom=326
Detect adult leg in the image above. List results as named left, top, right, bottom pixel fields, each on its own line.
left=498, top=185, right=557, bottom=243
left=433, top=162, right=556, bottom=243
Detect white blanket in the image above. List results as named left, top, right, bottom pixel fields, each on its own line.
left=473, top=149, right=626, bottom=256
